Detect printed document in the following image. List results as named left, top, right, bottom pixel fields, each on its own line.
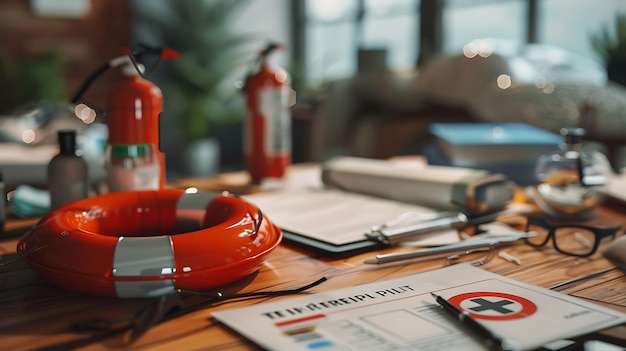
left=212, top=264, right=626, bottom=351
left=243, top=187, right=460, bottom=247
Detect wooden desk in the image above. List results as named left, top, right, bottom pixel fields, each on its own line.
left=2, top=166, right=626, bottom=350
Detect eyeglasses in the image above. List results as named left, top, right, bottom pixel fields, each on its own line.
left=524, top=214, right=621, bottom=257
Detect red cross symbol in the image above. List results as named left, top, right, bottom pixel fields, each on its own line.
left=448, top=291, right=537, bottom=321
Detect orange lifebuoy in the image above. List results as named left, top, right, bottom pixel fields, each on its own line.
left=17, top=189, right=282, bottom=298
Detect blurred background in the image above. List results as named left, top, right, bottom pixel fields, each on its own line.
left=1, top=0, right=626, bottom=186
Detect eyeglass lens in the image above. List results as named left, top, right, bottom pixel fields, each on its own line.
left=554, top=227, right=596, bottom=256
left=526, top=223, right=596, bottom=256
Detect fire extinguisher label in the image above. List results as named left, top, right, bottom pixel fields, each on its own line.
left=259, top=86, right=291, bottom=154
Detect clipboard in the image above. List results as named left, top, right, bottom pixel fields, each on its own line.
left=281, top=230, right=384, bottom=254
left=243, top=187, right=460, bottom=254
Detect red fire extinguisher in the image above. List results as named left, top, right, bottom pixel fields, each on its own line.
left=72, top=46, right=179, bottom=191
left=243, top=43, right=292, bottom=184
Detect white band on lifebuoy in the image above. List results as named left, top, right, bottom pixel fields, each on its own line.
left=113, top=236, right=176, bottom=297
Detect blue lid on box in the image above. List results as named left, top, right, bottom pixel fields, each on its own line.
left=429, top=123, right=562, bottom=146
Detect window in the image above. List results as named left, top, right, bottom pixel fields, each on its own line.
left=441, top=0, right=626, bottom=64
left=361, top=0, right=419, bottom=71
left=305, top=0, right=358, bottom=83
left=537, top=0, right=626, bottom=64
left=297, top=0, right=626, bottom=85
left=442, top=0, right=527, bottom=54
left=301, top=0, right=420, bottom=86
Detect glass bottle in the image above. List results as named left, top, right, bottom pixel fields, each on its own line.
left=533, top=128, right=612, bottom=218
left=48, top=130, right=89, bottom=210
left=106, top=144, right=160, bottom=192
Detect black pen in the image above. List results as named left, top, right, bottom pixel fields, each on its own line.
left=430, top=292, right=518, bottom=351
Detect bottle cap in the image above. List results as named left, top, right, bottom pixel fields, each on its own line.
left=560, top=127, right=586, bottom=145
left=57, top=130, right=77, bottom=155
left=110, top=144, right=151, bottom=159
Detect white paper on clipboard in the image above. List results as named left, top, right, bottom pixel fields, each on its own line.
left=243, top=187, right=461, bottom=248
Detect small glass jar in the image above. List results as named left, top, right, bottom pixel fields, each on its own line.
left=106, top=144, right=160, bottom=192
left=533, top=128, right=612, bottom=218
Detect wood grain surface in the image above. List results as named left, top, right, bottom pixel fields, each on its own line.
left=2, top=166, right=625, bottom=350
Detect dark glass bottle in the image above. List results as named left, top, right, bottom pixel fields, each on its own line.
left=48, top=130, right=88, bottom=210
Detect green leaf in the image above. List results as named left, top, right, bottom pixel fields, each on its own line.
left=590, top=13, right=626, bottom=63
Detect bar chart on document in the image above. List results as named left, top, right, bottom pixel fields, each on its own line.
left=269, top=296, right=486, bottom=351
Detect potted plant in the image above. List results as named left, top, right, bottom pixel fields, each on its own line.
left=136, top=0, right=254, bottom=175
left=0, top=51, right=66, bottom=114
left=590, top=13, right=626, bottom=86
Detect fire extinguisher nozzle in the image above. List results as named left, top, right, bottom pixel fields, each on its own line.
left=161, top=48, right=181, bottom=59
